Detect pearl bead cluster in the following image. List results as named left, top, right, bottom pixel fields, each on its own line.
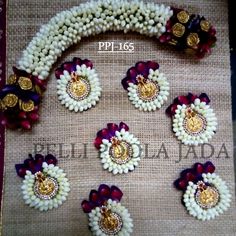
left=127, top=68, right=169, bottom=111
left=173, top=98, right=217, bottom=145
left=21, top=162, right=70, bottom=211
left=57, top=64, right=101, bottom=112
left=88, top=199, right=133, bottom=236
left=183, top=173, right=231, bottom=221
left=99, top=128, right=142, bottom=175
left=18, top=0, right=173, bottom=80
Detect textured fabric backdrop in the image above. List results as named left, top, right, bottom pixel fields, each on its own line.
left=2, top=0, right=236, bottom=235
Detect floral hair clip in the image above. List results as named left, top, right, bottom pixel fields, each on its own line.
left=166, top=93, right=217, bottom=145
left=81, top=184, right=133, bottom=236
left=56, top=57, right=101, bottom=112
left=122, top=61, right=169, bottom=112
left=1, top=0, right=217, bottom=130
left=94, top=122, right=142, bottom=175
left=174, top=162, right=231, bottom=220
left=15, top=154, right=70, bottom=211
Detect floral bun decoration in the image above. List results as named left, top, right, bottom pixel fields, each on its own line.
left=166, top=93, right=217, bottom=146
left=122, top=61, right=169, bottom=112
left=56, top=57, right=101, bottom=112
left=81, top=184, right=133, bottom=236
left=15, top=154, right=70, bottom=211
left=174, top=162, right=231, bottom=220
left=94, top=122, right=142, bottom=175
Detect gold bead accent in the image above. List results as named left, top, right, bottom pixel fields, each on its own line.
left=172, top=23, right=185, bottom=38
left=20, top=99, right=34, bottom=112
left=2, top=94, right=18, bottom=108
left=168, top=39, right=178, bottom=46
left=187, top=33, right=200, bottom=48
left=7, top=74, right=17, bottom=85
left=177, top=10, right=190, bottom=24
left=200, top=20, right=211, bottom=32
left=18, top=76, right=33, bottom=90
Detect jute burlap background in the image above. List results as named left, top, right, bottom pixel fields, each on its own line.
left=2, top=0, right=236, bottom=235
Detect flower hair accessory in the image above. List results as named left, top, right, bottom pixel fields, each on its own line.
left=56, top=57, right=101, bottom=112
left=1, top=0, right=217, bottom=130
left=174, top=162, right=231, bottom=220
left=15, top=154, right=70, bottom=211
left=166, top=93, right=217, bottom=145
left=94, top=122, right=142, bottom=175
left=81, top=184, right=133, bottom=236
left=122, top=61, right=169, bottom=112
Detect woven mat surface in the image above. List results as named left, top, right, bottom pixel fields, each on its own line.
left=2, top=0, right=236, bottom=235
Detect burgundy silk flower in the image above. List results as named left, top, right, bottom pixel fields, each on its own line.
left=122, top=61, right=159, bottom=90
left=55, top=57, right=93, bottom=79
left=94, top=122, right=129, bottom=149
left=81, top=184, right=123, bottom=213
left=15, top=154, right=58, bottom=178
left=174, top=161, right=215, bottom=191
left=166, top=93, right=210, bottom=117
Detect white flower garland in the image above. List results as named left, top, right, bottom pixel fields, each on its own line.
left=88, top=199, right=133, bottom=236
left=17, top=0, right=173, bottom=80
left=21, top=162, right=70, bottom=211
left=99, top=128, right=142, bottom=175
left=183, top=173, right=231, bottom=220
left=127, top=68, right=169, bottom=111
left=57, top=64, right=101, bottom=112
left=173, top=98, right=217, bottom=145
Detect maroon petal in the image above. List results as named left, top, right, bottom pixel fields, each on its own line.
left=55, top=68, right=64, bottom=79
left=18, top=111, right=27, bottom=119
left=97, top=128, right=111, bottom=140
left=73, top=57, right=82, bottom=66
left=199, top=93, right=210, bottom=104
left=177, top=96, right=190, bottom=105
left=119, top=122, right=129, bottom=131
left=81, top=200, right=93, bottom=213
left=194, top=163, right=204, bottom=175
left=135, top=61, right=148, bottom=77
left=146, top=61, right=159, bottom=70
left=98, top=184, right=111, bottom=199
left=62, top=62, right=75, bottom=73
left=166, top=103, right=178, bottom=117
left=45, top=154, right=57, bottom=165
left=121, top=77, right=130, bottom=90
left=28, top=112, right=39, bottom=122
left=203, top=161, right=215, bottom=173
left=13, top=66, right=29, bottom=77
left=107, top=123, right=119, bottom=136
left=94, top=136, right=103, bottom=149
left=20, top=120, right=31, bottom=130
left=15, top=164, right=27, bottom=178
left=174, top=178, right=188, bottom=190
left=187, top=93, right=198, bottom=103
left=181, top=169, right=196, bottom=182
left=82, top=59, right=93, bottom=69
left=35, top=154, right=44, bottom=166
left=127, top=67, right=138, bottom=80
left=89, top=190, right=100, bottom=203
left=110, top=186, right=123, bottom=201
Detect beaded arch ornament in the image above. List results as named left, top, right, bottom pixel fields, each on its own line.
left=0, top=0, right=216, bottom=129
